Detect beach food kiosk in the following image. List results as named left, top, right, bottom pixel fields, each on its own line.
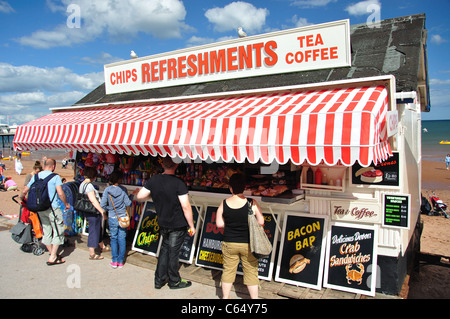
left=13, top=14, right=429, bottom=296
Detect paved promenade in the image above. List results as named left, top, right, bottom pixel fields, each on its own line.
left=0, top=222, right=227, bottom=300
left=0, top=215, right=400, bottom=304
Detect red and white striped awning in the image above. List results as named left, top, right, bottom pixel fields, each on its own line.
left=14, top=85, right=392, bottom=167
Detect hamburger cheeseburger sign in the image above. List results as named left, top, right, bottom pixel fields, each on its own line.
left=104, top=20, right=350, bottom=94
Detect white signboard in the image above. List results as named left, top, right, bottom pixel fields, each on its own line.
left=104, top=20, right=351, bottom=94
left=387, top=110, right=399, bottom=137
left=331, top=201, right=381, bottom=224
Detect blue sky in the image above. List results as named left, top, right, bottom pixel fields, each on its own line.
left=0, top=0, right=449, bottom=125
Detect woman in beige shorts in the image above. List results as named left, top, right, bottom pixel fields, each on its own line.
left=216, top=173, right=265, bottom=299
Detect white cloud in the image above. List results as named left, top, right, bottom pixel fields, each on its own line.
left=291, top=0, right=337, bottom=8
left=430, top=78, right=450, bottom=86
left=345, top=0, right=381, bottom=16
left=0, top=91, right=86, bottom=123
left=186, top=36, right=216, bottom=47
left=430, top=34, right=447, bottom=45
left=17, top=0, right=193, bottom=49
left=427, top=87, right=450, bottom=119
left=291, top=15, right=314, bottom=28
left=80, top=52, right=124, bottom=65
left=0, top=63, right=103, bottom=93
left=0, top=63, right=103, bottom=124
left=205, top=1, right=269, bottom=34
left=0, top=1, right=14, bottom=13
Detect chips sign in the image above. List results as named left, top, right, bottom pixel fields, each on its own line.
left=132, top=201, right=160, bottom=256
left=104, top=20, right=350, bottom=94
left=131, top=202, right=200, bottom=262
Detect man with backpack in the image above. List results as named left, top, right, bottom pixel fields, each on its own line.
left=19, top=158, right=70, bottom=265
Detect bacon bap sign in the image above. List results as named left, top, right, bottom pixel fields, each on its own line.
left=104, top=20, right=350, bottom=94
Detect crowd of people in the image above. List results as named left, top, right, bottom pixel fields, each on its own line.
left=16, top=156, right=265, bottom=298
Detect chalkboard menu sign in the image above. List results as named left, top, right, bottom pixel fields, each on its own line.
left=195, top=206, right=224, bottom=271
left=383, top=193, right=410, bottom=229
left=275, top=213, right=328, bottom=290
left=132, top=202, right=161, bottom=256
left=324, top=222, right=378, bottom=296
left=179, top=205, right=201, bottom=264
left=196, top=205, right=280, bottom=280
left=351, top=152, right=399, bottom=187
left=132, top=202, right=201, bottom=260
left=237, top=212, right=279, bottom=281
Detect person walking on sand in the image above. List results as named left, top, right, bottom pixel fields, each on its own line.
left=19, top=158, right=70, bottom=265
left=445, top=154, right=450, bottom=170
left=136, top=157, right=196, bottom=290
left=100, top=170, right=132, bottom=269
left=15, top=157, right=23, bottom=175
left=216, top=173, right=265, bottom=299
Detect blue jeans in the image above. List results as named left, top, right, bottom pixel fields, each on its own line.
left=155, top=227, right=187, bottom=287
left=109, top=218, right=127, bottom=264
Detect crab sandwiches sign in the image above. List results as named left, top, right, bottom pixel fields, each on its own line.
left=324, top=223, right=378, bottom=297
left=104, top=20, right=350, bottom=94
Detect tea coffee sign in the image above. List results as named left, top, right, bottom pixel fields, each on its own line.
left=331, top=201, right=381, bottom=224
left=324, top=222, right=378, bottom=296
left=105, top=20, right=350, bottom=94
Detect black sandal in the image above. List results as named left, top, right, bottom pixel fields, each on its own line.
left=47, top=256, right=66, bottom=266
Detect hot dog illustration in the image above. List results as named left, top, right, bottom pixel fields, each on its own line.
left=289, top=254, right=310, bottom=273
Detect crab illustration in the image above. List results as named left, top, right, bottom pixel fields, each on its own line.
left=345, top=263, right=364, bottom=285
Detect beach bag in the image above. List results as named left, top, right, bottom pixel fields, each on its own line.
left=247, top=199, right=272, bottom=259
left=109, top=195, right=130, bottom=228
left=10, top=221, right=33, bottom=244
left=74, top=183, right=98, bottom=214
left=27, top=173, right=57, bottom=212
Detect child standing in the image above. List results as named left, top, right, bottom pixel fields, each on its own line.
left=100, top=171, right=132, bottom=268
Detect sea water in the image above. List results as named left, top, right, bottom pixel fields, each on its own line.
left=422, top=120, right=450, bottom=162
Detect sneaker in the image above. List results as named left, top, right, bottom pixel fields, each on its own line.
left=169, top=279, right=192, bottom=290
left=117, top=263, right=124, bottom=269
left=155, top=279, right=168, bottom=289
left=110, top=262, right=118, bottom=269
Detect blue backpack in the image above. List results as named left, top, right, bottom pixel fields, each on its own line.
left=27, top=173, right=57, bottom=212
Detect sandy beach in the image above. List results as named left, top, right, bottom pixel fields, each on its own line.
left=0, top=156, right=75, bottom=217
left=419, top=160, right=450, bottom=258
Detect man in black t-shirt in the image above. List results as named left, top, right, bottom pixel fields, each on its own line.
left=136, top=157, right=195, bottom=290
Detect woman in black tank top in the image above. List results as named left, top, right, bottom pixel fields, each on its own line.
left=222, top=199, right=250, bottom=243
left=216, top=173, right=265, bottom=299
